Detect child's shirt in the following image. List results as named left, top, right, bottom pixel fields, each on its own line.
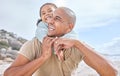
left=35, top=21, right=78, bottom=42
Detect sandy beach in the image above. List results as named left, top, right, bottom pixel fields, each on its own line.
left=0, top=60, right=120, bottom=76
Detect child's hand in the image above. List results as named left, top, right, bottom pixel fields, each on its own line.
left=54, top=38, right=75, bottom=52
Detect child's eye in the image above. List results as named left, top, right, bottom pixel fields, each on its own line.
left=48, top=9, right=52, bottom=13
left=42, top=12, right=46, bottom=15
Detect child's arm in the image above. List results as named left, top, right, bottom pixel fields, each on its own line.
left=35, top=21, right=48, bottom=42
left=62, top=30, right=78, bottom=40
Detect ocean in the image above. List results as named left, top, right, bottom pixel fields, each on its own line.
left=98, top=51, right=120, bottom=61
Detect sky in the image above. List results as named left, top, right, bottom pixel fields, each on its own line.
left=0, top=0, right=120, bottom=54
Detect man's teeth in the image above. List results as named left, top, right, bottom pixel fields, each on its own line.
left=49, top=28, right=54, bottom=30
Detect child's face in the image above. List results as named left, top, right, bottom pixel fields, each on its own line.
left=40, top=5, right=56, bottom=23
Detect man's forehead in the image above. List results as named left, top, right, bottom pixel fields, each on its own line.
left=53, top=9, right=65, bottom=18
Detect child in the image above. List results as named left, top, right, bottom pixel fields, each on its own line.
left=35, top=3, right=78, bottom=60
left=35, top=3, right=57, bottom=42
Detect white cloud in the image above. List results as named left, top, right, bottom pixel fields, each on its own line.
left=0, top=0, right=37, bottom=39
left=99, top=37, right=120, bottom=55
left=53, top=0, right=67, bottom=7
left=0, top=0, right=120, bottom=40
left=67, top=0, right=120, bottom=30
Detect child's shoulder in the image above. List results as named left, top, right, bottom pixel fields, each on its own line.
left=37, top=21, right=48, bottom=27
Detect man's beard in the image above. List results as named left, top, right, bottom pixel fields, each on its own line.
left=47, top=34, right=65, bottom=38
left=47, top=34, right=56, bottom=38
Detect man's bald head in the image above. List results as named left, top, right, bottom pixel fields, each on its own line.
left=55, top=7, right=76, bottom=25
left=47, top=7, right=76, bottom=37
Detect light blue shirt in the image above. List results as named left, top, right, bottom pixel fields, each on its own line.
left=35, top=21, right=78, bottom=42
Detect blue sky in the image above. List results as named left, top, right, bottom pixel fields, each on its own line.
left=0, top=0, right=120, bottom=53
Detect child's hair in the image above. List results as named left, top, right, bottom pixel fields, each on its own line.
left=39, top=3, right=57, bottom=17
left=36, top=3, right=57, bottom=26
left=36, top=19, right=42, bottom=25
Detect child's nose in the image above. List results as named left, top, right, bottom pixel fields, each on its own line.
left=47, top=17, right=54, bottom=24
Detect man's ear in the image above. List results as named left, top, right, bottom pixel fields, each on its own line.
left=67, top=23, right=74, bottom=32
left=69, top=23, right=74, bottom=29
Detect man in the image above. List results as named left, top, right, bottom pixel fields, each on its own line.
left=4, top=7, right=117, bottom=76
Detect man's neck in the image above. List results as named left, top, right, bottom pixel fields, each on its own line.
left=47, top=34, right=65, bottom=38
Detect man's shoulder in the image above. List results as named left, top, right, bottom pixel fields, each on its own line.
left=23, top=37, right=42, bottom=47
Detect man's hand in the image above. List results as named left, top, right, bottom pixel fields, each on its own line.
left=54, top=38, right=76, bottom=54
left=41, top=36, right=57, bottom=60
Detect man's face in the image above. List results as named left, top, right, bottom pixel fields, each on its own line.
left=47, top=8, right=71, bottom=37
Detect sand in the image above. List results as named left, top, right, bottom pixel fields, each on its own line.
left=0, top=60, right=120, bottom=76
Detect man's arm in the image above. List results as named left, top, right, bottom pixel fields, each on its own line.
left=75, top=41, right=117, bottom=76
left=54, top=38, right=118, bottom=76
left=4, top=54, right=46, bottom=76
left=4, top=37, right=57, bottom=76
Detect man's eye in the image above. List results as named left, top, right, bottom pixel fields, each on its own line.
left=55, top=17, right=59, bottom=21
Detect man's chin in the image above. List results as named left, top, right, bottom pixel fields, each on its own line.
left=47, top=34, right=64, bottom=37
